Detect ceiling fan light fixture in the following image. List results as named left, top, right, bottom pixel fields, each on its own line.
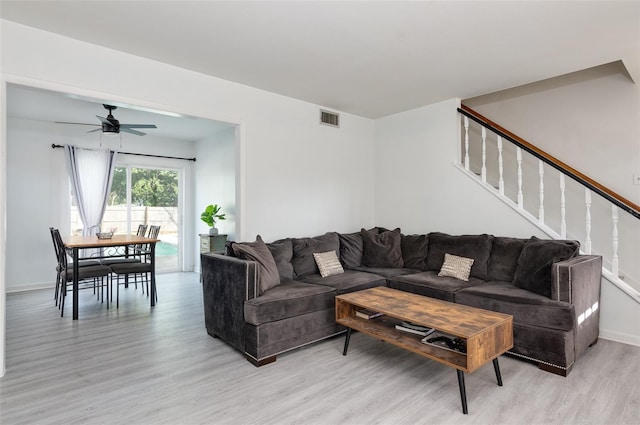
left=101, top=122, right=119, bottom=135
left=102, top=128, right=120, bottom=136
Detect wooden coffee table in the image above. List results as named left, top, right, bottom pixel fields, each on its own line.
left=336, top=286, right=513, bottom=414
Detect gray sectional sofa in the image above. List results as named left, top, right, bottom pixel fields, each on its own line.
left=200, top=228, right=602, bottom=376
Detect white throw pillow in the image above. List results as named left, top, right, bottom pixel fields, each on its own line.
left=438, top=253, right=474, bottom=281
left=313, top=251, right=345, bottom=278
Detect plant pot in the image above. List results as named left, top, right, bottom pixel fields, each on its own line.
left=209, top=227, right=219, bottom=236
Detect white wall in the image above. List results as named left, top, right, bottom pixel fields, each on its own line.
left=238, top=104, right=375, bottom=240
left=375, top=99, right=546, bottom=236
left=374, top=98, right=640, bottom=346
left=194, top=125, right=236, bottom=272
left=0, top=73, right=6, bottom=378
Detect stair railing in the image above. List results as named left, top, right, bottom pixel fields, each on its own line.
left=457, top=105, right=640, bottom=302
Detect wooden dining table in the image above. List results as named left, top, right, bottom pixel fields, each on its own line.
left=62, top=234, right=161, bottom=320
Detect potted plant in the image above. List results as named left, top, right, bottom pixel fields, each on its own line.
left=200, top=204, right=226, bottom=235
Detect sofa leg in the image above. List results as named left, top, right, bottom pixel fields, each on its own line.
left=246, top=354, right=276, bottom=367
left=206, top=329, right=220, bottom=339
left=589, top=338, right=598, bottom=347
left=538, top=362, right=572, bottom=377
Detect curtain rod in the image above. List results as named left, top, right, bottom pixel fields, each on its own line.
left=51, top=144, right=196, bottom=162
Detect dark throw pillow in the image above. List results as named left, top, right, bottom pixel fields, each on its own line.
left=512, top=236, right=580, bottom=298
left=224, top=239, right=236, bottom=257
left=487, top=237, right=527, bottom=282
left=401, top=234, right=429, bottom=270
left=232, top=235, right=280, bottom=295
left=361, top=227, right=404, bottom=268
left=338, top=232, right=364, bottom=269
left=266, top=238, right=294, bottom=280
left=291, top=233, right=340, bottom=277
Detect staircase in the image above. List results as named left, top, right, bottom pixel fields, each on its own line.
left=457, top=105, right=640, bottom=304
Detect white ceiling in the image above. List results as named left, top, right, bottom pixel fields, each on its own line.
left=1, top=1, right=639, bottom=129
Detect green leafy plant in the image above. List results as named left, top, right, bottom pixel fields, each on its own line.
left=200, top=204, right=226, bottom=228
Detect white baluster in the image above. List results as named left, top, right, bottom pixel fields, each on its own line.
left=611, top=205, right=619, bottom=278
left=481, top=127, right=487, bottom=183
left=538, top=160, right=544, bottom=224
left=497, top=136, right=504, bottom=195
left=464, top=116, right=470, bottom=170
left=559, top=173, right=566, bottom=238
left=584, top=189, right=592, bottom=254
left=517, top=147, right=523, bottom=208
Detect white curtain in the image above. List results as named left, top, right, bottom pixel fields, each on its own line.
left=64, top=145, right=117, bottom=236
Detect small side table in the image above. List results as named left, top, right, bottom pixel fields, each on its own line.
left=199, top=233, right=228, bottom=254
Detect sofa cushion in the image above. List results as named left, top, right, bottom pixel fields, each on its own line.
left=243, top=280, right=336, bottom=326
left=338, top=232, right=363, bottom=269
left=361, top=227, right=404, bottom=268
left=425, top=233, right=493, bottom=280
left=266, top=238, right=294, bottom=280
left=313, top=251, right=344, bottom=278
left=438, top=253, right=474, bottom=281
left=401, top=234, right=428, bottom=270
left=487, top=237, right=527, bottom=282
left=455, top=282, right=576, bottom=331
left=232, top=235, right=280, bottom=295
left=387, top=271, right=484, bottom=302
left=292, top=233, right=340, bottom=277
left=296, top=270, right=387, bottom=294
left=512, top=237, right=580, bottom=298
left=353, top=266, right=422, bottom=278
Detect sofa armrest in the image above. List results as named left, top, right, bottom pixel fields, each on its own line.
left=551, top=255, right=602, bottom=304
left=551, top=254, right=602, bottom=354
left=201, top=253, right=258, bottom=352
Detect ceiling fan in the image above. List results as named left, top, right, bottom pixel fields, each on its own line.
left=56, top=104, right=157, bottom=136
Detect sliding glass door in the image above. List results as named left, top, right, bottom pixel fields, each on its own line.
left=106, top=166, right=180, bottom=272
left=71, top=162, right=183, bottom=272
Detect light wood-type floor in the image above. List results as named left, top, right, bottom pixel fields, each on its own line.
left=1, top=272, right=638, bottom=425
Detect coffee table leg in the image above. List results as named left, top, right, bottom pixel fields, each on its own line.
left=342, top=328, right=352, bottom=356
left=493, top=358, right=503, bottom=386
left=457, top=370, right=468, bottom=414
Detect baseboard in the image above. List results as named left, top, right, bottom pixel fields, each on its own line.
left=7, top=281, right=55, bottom=293
left=599, top=330, right=640, bottom=347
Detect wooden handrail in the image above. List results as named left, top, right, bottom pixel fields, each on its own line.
left=459, top=105, right=640, bottom=220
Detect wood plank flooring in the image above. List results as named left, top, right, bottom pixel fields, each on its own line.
left=1, top=272, right=638, bottom=425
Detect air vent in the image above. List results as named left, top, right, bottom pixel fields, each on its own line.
left=320, top=110, right=340, bottom=128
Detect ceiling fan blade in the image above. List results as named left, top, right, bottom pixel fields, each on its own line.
left=96, top=115, right=111, bottom=125
left=87, top=128, right=102, bottom=133
left=55, top=121, right=100, bottom=127
left=120, top=124, right=157, bottom=129
left=120, top=128, right=146, bottom=136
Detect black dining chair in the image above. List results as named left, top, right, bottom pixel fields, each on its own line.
left=50, top=227, right=102, bottom=306
left=109, top=225, right=160, bottom=307
left=51, top=228, right=112, bottom=316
